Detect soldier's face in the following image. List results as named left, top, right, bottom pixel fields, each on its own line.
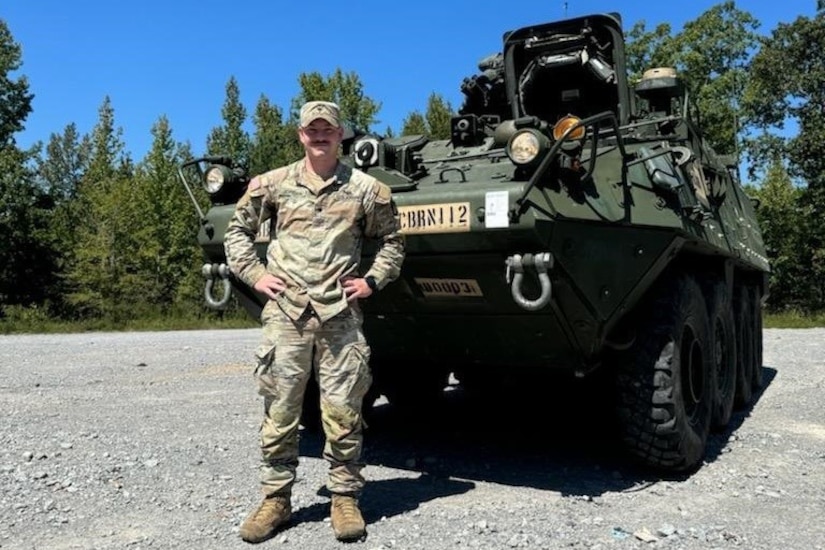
left=299, top=120, right=343, bottom=159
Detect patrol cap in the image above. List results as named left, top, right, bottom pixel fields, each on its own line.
left=299, top=101, right=341, bottom=128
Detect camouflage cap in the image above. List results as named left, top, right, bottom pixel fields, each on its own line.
left=299, top=101, right=341, bottom=128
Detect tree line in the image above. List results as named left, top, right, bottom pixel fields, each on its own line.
left=1, top=2, right=824, bottom=329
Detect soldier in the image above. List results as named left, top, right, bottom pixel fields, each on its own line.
left=224, top=100, right=405, bottom=543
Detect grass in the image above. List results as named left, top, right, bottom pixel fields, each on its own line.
left=763, top=310, right=825, bottom=329
left=0, top=306, right=258, bottom=335
left=1, top=306, right=822, bottom=334
left=0, top=317, right=258, bottom=335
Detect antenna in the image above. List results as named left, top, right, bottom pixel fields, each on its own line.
left=563, top=2, right=568, bottom=16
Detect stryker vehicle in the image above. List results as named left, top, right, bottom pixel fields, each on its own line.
left=178, top=12, right=768, bottom=472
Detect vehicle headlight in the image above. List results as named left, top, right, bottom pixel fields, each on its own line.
left=506, top=129, right=548, bottom=166
left=204, top=165, right=228, bottom=194
left=552, top=115, right=586, bottom=141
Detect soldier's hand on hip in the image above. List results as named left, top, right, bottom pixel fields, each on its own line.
left=342, top=277, right=373, bottom=302
left=254, top=274, right=287, bottom=300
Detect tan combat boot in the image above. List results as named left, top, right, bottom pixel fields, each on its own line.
left=239, top=495, right=292, bottom=543
left=330, top=494, right=366, bottom=541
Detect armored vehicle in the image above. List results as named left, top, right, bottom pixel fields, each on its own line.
left=179, top=12, right=768, bottom=472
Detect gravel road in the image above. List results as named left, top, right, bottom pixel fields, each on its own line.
left=1, top=328, right=823, bottom=550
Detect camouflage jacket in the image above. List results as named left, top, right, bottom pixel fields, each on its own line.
left=224, top=159, right=405, bottom=322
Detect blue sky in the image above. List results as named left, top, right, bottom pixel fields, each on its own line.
left=3, top=0, right=816, bottom=162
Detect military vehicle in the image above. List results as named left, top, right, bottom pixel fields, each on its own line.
left=178, top=12, right=768, bottom=472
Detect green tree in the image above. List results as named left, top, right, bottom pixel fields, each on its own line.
left=625, top=2, right=759, bottom=156
left=743, top=12, right=825, bottom=183
left=35, top=123, right=89, bottom=201
left=0, top=20, right=33, bottom=147
left=293, top=69, right=381, bottom=132
left=65, top=98, right=143, bottom=321
left=82, top=96, right=132, bottom=184
left=678, top=3, right=759, bottom=156
left=400, top=93, right=454, bottom=138
left=207, top=76, right=251, bottom=169
left=400, top=111, right=427, bottom=136
left=31, top=124, right=91, bottom=315
left=0, top=19, right=52, bottom=312
left=0, top=147, right=56, bottom=309
left=753, top=162, right=805, bottom=310
left=248, top=94, right=297, bottom=175
left=625, top=22, right=675, bottom=83
left=134, top=115, right=203, bottom=312
left=743, top=10, right=825, bottom=309
left=425, top=93, right=454, bottom=139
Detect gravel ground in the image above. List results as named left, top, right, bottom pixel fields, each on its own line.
left=0, top=328, right=823, bottom=550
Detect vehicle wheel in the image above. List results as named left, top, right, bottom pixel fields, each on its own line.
left=707, top=281, right=737, bottom=429
left=613, top=274, right=713, bottom=472
left=453, top=366, right=500, bottom=394
left=751, top=286, right=764, bottom=390
left=734, top=286, right=755, bottom=407
left=381, top=367, right=449, bottom=416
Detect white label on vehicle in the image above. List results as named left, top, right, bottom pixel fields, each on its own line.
left=484, top=191, right=509, bottom=228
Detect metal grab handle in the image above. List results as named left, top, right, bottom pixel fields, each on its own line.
left=505, top=253, right=554, bottom=311
left=436, top=167, right=467, bottom=183
left=202, top=263, right=232, bottom=309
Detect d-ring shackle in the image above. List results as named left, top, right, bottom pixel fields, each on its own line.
left=505, top=252, right=554, bottom=311
left=202, top=263, right=232, bottom=309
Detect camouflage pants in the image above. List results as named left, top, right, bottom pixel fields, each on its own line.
left=254, top=301, right=372, bottom=497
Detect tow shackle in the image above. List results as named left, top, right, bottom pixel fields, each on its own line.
left=201, top=263, right=232, bottom=309
left=505, top=252, right=554, bottom=311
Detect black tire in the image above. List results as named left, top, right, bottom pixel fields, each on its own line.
left=613, top=274, right=713, bottom=472
left=707, top=281, right=737, bottom=429
left=734, top=286, right=755, bottom=407
left=453, top=366, right=501, bottom=394
left=379, top=365, right=449, bottom=416
left=752, top=286, right=764, bottom=390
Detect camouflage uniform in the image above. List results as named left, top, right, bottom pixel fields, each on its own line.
left=225, top=158, right=404, bottom=498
